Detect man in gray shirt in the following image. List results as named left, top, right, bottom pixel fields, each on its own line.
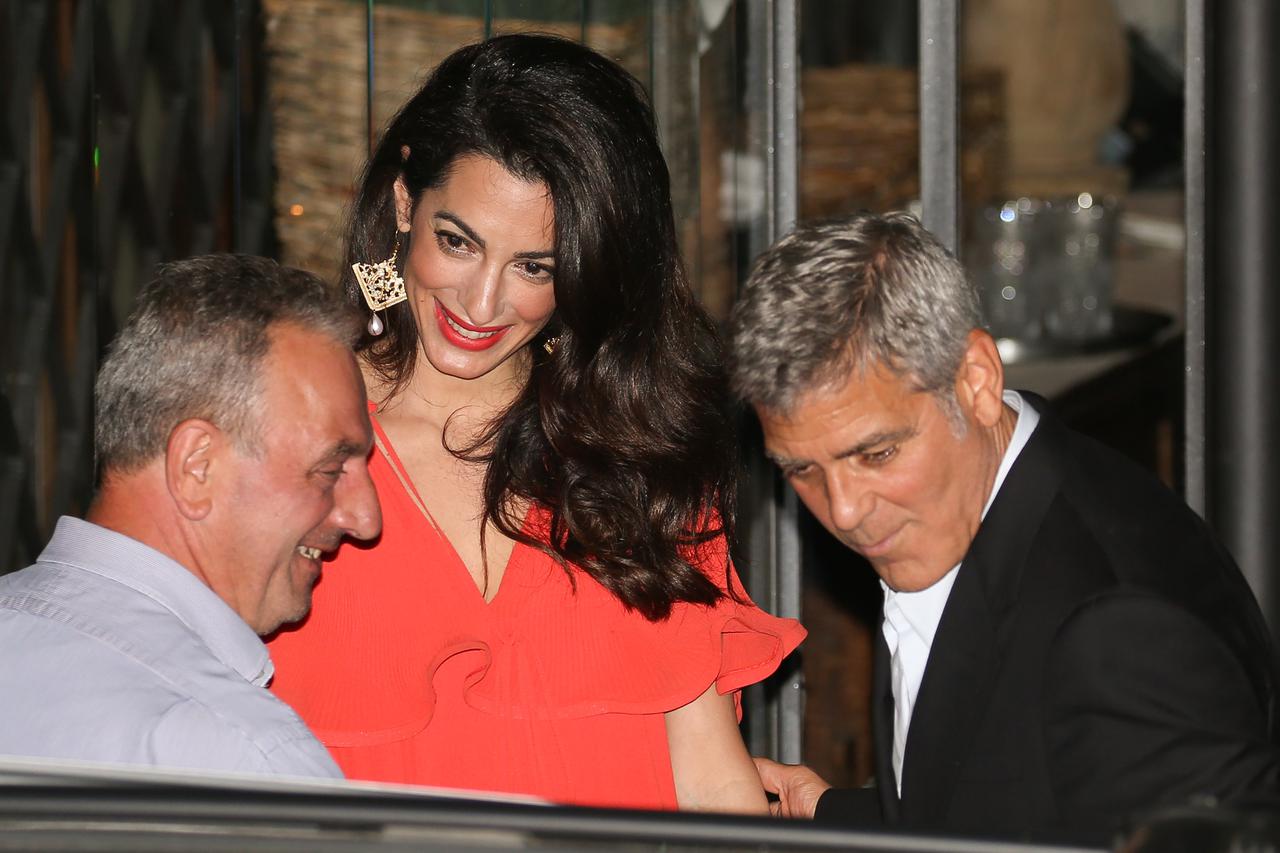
left=0, top=255, right=381, bottom=778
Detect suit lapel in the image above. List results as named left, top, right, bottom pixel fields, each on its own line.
left=896, top=554, right=999, bottom=825
left=871, top=629, right=900, bottom=821
left=894, top=392, right=1065, bottom=826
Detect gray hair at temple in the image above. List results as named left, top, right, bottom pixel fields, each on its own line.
left=94, top=254, right=361, bottom=476
left=729, top=211, right=981, bottom=418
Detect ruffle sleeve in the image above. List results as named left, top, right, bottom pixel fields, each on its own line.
left=463, top=530, right=807, bottom=720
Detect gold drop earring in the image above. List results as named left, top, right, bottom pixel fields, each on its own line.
left=352, top=234, right=408, bottom=336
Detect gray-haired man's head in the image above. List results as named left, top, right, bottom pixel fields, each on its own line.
left=729, top=212, right=1017, bottom=595
left=729, top=211, right=980, bottom=420
left=94, top=254, right=361, bottom=477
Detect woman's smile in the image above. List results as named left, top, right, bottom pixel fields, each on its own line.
left=434, top=299, right=511, bottom=351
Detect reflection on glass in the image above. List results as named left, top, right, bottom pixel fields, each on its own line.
left=1038, top=194, right=1118, bottom=342
left=970, top=198, right=1048, bottom=342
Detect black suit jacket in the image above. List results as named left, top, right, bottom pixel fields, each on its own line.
left=815, top=394, right=1280, bottom=842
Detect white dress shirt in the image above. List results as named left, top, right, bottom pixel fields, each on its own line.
left=881, top=391, right=1039, bottom=793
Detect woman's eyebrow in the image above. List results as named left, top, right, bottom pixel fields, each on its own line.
left=434, top=210, right=484, bottom=249
left=434, top=211, right=553, bottom=260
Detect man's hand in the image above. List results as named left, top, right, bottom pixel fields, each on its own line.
left=752, top=756, right=832, bottom=818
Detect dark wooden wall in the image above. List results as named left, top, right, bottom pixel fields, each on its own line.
left=0, top=0, right=273, bottom=574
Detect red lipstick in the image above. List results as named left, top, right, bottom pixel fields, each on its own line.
left=433, top=299, right=510, bottom=351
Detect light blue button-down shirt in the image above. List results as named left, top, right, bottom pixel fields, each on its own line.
left=0, top=516, right=340, bottom=778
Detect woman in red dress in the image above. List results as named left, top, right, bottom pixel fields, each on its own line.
left=268, top=34, right=805, bottom=812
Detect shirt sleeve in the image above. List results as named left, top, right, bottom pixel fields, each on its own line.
left=149, top=698, right=343, bottom=779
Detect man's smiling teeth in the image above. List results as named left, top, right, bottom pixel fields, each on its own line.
left=444, top=314, right=499, bottom=340
left=296, top=546, right=322, bottom=560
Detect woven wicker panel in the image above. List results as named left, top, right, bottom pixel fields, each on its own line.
left=263, top=0, right=647, bottom=282
left=800, top=64, right=1006, bottom=219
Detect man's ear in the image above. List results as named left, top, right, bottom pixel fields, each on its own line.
left=954, top=329, right=1007, bottom=429
left=165, top=419, right=220, bottom=521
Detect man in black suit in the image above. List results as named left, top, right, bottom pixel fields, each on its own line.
left=729, top=212, right=1280, bottom=842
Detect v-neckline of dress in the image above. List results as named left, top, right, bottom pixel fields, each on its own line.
left=369, top=406, right=526, bottom=607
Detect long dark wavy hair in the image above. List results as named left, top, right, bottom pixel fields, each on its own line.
left=342, top=34, right=739, bottom=621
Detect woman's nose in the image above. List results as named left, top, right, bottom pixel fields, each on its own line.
left=457, top=265, right=503, bottom=325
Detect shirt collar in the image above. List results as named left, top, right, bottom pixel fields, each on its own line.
left=38, top=516, right=275, bottom=686
left=982, top=390, right=1039, bottom=518
left=880, top=391, right=1040, bottom=642
left=882, top=563, right=959, bottom=650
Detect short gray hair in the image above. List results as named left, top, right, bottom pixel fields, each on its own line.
left=95, top=254, right=361, bottom=474
left=729, top=211, right=980, bottom=415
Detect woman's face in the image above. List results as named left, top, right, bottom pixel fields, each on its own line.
left=394, top=154, right=557, bottom=383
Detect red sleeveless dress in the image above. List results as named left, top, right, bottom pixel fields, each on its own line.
left=268, top=404, right=806, bottom=809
